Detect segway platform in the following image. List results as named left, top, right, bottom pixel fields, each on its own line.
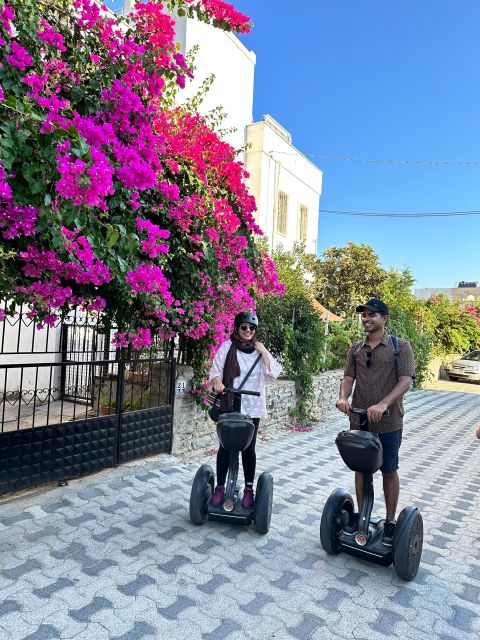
left=320, top=408, right=423, bottom=581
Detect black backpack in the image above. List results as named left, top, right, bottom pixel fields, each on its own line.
left=352, top=335, right=401, bottom=375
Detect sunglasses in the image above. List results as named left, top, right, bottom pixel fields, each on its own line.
left=366, top=351, right=373, bottom=368
left=239, top=324, right=256, bottom=332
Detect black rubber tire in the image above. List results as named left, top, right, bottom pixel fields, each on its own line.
left=254, top=471, right=273, bottom=535
left=189, top=464, right=214, bottom=526
left=393, top=507, right=423, bottom=581
left=320, top=488, right=354, bottom=555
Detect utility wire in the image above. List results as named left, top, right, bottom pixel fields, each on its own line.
left=271, top=151, right=480, bottom=166
left=321, top=209, right=480, bottom=218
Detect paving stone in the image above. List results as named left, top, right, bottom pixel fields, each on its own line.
left=202, top=619, right=242, bottom=640
left=270, top=570, right=300, bottom=591
left=197, top=575, right=229, bottom=595
left=77, top=487, right=105, bottom=501
left=239, top=592, right=274, bottom=615
left=287, top=613, right=325, bottom=639
left=157, top=595, right=195, bottom=620
left=2, top=559, right=42, bottom=580
left=24, top=526, right=60, bottom=543
left=92, top=526, right=124, bottom=543
left=0, top=600, right=21, bottom=617
left=122, top=540, right=156, bottom=557
left=69, top=596, right=114, bottom=623
left=111, top=621, right=156, bottom=640
left=117, top=574, right=156, bottom=597
left=21, top=625, right=61, bottom=640
left=33, top=578, right=74, bottom=599
left=0, top=512, right=34, bottom=526
left=157, top=555, right=190, bottom=574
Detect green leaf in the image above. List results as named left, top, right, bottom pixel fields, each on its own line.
left=106, top=227, right=120, bottom=248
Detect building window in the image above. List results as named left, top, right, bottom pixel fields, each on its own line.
left=277, top=192, right=288, bottom=235
left=298, top=204, right=308, bottom=243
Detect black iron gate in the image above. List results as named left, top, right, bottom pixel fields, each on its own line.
left=0, top=306, right=176, bottom=496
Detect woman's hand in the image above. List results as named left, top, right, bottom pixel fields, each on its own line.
left=476, top=424, right=480, bottom=439
left=211, top=377, right=225, bottom=394
left=256, top=342, right=271, bottom=371
left=255, top=342, right=268, bottom=355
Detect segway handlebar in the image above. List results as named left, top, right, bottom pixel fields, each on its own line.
left=222, top=387, right=260, bottom=397
left=350, top=407, right=390, bottom=417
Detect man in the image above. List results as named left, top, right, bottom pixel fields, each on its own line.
left=336, top=298, right=415, bottom=545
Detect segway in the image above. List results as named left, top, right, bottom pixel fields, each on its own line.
left=320, top=407, right=423, bottom=581
left=189, top=387, right=273, bottom=535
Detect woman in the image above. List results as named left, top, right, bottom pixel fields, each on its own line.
left=209, top=311, right=282, bottom=509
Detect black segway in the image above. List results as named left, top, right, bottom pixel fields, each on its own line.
left=320, top=407, right=423, bottom=581
left=189, top=387, right=273, bottom=535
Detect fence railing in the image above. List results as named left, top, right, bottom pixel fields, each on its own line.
left=0, top=357, right=175, bottom=433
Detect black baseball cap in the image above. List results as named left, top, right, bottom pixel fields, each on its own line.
left=356, top=298, right=389, bottom=315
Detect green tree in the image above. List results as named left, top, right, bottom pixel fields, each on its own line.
left=379, top=268, right=434, bottom=388
left=314, top=242, right=387, bottom=315
left=256, top=243, right=326, bottom=423
left=424, top=295, right=480, bottom=354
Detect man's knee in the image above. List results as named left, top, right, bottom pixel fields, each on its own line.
left=382, top=470, right=398, bottom=481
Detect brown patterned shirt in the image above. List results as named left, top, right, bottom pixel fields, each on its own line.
left=344, top=331, right=416, bottom=433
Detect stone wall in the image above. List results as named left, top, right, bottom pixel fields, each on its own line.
left=171, top=369, right=344, bottom=454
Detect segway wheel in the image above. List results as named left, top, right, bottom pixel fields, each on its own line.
left=189, top=464, right=214, bottom=525
left=254, top=471, right=273, bottom=535
left=320, top=488, right=354, bottom=555
left=393, top=507, right=423, bottom=581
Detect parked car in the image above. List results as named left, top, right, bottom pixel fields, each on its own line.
left=445, top=350, right=480, bottom=383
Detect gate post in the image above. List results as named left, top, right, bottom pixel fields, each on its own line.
left=115, top=359, right=125, bottom=464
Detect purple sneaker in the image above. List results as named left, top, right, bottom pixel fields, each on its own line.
left=242, top=487, right=254, bottom=509
left=210, top=485, right=225, bottom=506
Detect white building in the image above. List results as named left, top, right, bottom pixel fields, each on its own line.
left=170, top=13, right=323, bottom=254
left=245, top=116, right=322, bottom=254
left=173, top=14, right=255, bottom=155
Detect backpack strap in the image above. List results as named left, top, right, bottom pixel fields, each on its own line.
left=351, top=335, right=401, bottom=376
left=351, top=340, right=363, bottom=377
left=389, top=335, right=401, bottom=373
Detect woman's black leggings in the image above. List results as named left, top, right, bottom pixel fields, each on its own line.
left=216, top=418, right=260, bottom=486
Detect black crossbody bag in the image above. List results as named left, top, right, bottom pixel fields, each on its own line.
left=208, top=353, right=262, bottom=422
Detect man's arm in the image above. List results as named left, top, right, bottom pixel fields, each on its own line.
left=367, top=375, right=412, bottom=423
left=336, top=376, right=354, bottom=414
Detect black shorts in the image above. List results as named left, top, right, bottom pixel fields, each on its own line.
left=378, top=429, right=403, bottom=473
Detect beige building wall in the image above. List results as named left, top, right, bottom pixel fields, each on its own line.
left=415, top=287, right=480, bottom=302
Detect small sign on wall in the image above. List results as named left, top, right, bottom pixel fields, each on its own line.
left=176, top=376, right=188, bottom=394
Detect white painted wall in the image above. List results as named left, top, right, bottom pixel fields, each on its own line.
left=173, top=15, right=256, bottom=154
left=0, top=307, right=62, bottom=395
left=245, top=116, right=323, bottom=254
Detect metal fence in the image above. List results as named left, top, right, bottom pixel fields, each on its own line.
left=0, top=305, right=176, bottom=495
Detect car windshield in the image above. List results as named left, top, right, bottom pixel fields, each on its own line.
left=462, top=351, right=480, bottom=361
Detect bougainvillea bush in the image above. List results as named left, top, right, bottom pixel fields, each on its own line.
left=0, top=0, right=284, bottom=385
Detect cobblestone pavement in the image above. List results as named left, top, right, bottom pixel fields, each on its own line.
left=1, top=389, right=480, bottom=640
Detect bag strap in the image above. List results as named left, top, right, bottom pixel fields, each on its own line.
left=351, top=335, right=401, bottom=375
left=389, top=335, right=401, bottom=372
left=212, top=352, right=262, bottom=407
left=238, top=353, right=262, bottom=390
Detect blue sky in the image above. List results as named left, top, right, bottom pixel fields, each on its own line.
left=232, top=0, right=480, bottom=289
left=105, top=1, right=480, bottom=289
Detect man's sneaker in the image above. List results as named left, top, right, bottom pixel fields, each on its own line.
left=242, top=487, right=254, bottom=509
left=382, top=520, right=396, bottom=546
left=344, top=512, right=359, bottom=534
left=210, top=485, right=225, bottom=506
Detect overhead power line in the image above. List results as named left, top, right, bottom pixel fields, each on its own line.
left=321, top=209, right=480, bottom=218
left=271, top=151, right=480, bottom=166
